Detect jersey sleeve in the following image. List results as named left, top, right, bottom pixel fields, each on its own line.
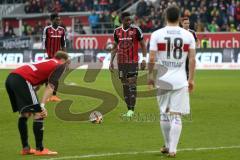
left=149, top=32, right=158, bottom=51
left=48, top=64, right=67, bottom=89
left=113, top=29, right=118, bottom=43
left=136, top=27, right=144, bottom=41
left=42, top=27, right=48, bottom=49
left=61, top=29, right=67, bottom=48
left=189, top=33, right=196, bottom=49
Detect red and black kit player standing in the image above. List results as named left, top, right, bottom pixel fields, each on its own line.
left=109, top=12, right=147, bottom=117
left=42, top=13, right=66, bottom=102
left=181, top=17, right=198, bottom=79
left=5, top=51, right=69, bottom=156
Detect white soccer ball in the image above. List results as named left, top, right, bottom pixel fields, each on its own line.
left=89, top=111, right=103, bottom=124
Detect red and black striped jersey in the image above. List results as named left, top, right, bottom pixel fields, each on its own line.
left=42, top=25, right=66, bottom=58
left=188, top=29, right=198, bottom=42
left=113, top=25, right=143, bottom=64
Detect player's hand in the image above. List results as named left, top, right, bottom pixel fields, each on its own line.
left=140, top=60, right=146, bottom=70
left=188, top=79, right=194, bottom=93
left=148, top=79, right=155, bottom=89
left=109, top=62, right=114, bottom=72
left=40, top=109, right=48, bottom=118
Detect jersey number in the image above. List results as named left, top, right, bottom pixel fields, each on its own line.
left=164, top=37, right=183, bottom=59
left=27, top=59, right=52, bottom=71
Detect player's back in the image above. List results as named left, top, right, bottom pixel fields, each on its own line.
left=12, top=59, right=62, bottom=86
left=150, top=26, right=195, bottom=90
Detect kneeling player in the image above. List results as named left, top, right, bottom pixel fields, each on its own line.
left=5, top=51, right=69, bottom=155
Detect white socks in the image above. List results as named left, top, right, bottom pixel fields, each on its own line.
left=160, top=114, right=182, bottom=153
left=160, top=114, right=171, bottom=148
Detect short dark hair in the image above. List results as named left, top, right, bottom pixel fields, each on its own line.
left=165, top=5, right=180, bottom=23
left=50, top=13, right=59, bottom=21
left=55, top=51, right=69, bottom=60
left=121, top=12, right=131, bottom=20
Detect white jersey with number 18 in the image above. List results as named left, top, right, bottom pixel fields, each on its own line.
left=150, top=26, right=196, bottom=90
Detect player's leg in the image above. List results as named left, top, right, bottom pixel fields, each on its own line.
left=126, top=76, right=137, bottom=111
left=118, top=64, right=132, bottom=115
left=123, top=63, right=138, bottom=117
left=168, top=113, right=182, bottom=157
left=168, top=87, right=190, bottom=157
left=20, top=79, right=58, bottom=155
left=5, top=74, right=36, bottom=155
left=157, top=89, right=171, bottom=153
left=121, top=79, right=131, bottom=109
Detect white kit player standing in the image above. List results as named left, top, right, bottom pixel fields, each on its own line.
left=148, top=5, right=196, bottom=157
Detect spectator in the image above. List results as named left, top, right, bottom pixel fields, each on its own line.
left=93, top=0, right=99, bottom=11
left=99, top=11, right=111, bottom=33
left=35, top=21, right=44, bottom=35
left=208, top=20, right=219, bottom=32
left=24, top=1, right=31, bottom=13
left=230, top=24, right=237, bottom=32
left=111, top=11, right=120, bottom=28
left=53, top=1, right=62, bottom=12
left=136, top=0, right=147, bottom=18
left=74, top=18, right=86, bottom=34
left=99, top=0, right=109, bottom=11
left=139, top=16, right=153, bottom=32
left=75, top=0, right=87, bottom=11
left=30, top=0, right=42, bottom=13
left=61, top=0, right=69, bottom=12
left=22, top=22, right=28, bottom=36
left=4, top=21, right=15, bottom=37
left=88, top=10, right=99, bottom=33
left=68, top=1, right=76, bottom=12
left=236, top=1, right=240, bottom=23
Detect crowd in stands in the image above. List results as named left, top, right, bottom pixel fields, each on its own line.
left=1, top=0, right=240, bottom=38
left=23, top=0, right=135, bottom=13
left=136, top=0, right=240, bottom=32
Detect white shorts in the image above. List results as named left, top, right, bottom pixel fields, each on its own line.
left=157, top=87, right=190, bottom=115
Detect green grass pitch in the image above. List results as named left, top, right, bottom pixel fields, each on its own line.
left=0, top=69, right=240, bottom=160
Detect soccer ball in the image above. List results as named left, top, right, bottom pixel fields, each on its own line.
left=89, top=111, right=103, bottom=124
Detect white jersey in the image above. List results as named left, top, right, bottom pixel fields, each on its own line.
left=150, top=26, right=196, bottom=90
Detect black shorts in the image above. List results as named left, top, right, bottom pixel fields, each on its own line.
left=118, top=63, right=138, bottom=80
left=5, top=73, right=42, bottom=113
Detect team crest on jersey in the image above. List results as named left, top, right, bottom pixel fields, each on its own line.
left=58, top=30, right=63, bottom=34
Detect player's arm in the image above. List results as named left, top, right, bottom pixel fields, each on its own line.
left=42, top=27, right=48, bottom=50
left=61, top=29, right=67, bottom=51
left=188, top=35, right=196, bottom=92
left=137, top=27, right=147, bottom=70
left=148, top=50, right=156, bottom=87
left=109, top=29, right=118, bottom=72
left=148, top=33, right=157, bottom=87
left=41, top=64, right=67, bottom=104
left=140, top=39, right=147, bottom=70
left=188, top=49, right=196, bottom=92
left=109, top=42, right=117, bottom=72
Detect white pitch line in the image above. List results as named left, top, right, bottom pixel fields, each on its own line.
left=40, top=145, right=240, bottom=160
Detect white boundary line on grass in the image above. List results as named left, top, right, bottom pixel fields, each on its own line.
left=40, top=145, right=240, bottom=160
